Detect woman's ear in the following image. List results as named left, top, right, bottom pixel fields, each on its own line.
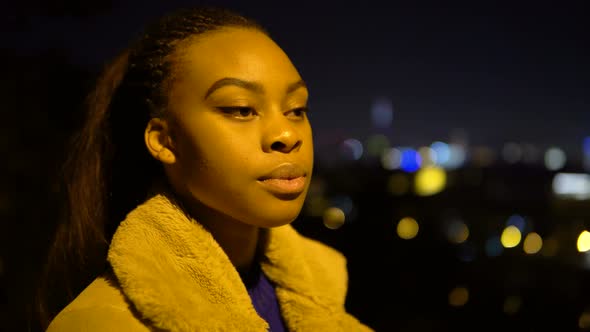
left=145, top=118, right=176, bottom=164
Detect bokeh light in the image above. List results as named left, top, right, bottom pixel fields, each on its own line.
left=418, top=146, right=437, bottom=167
left=396, top=217, right=419, bottom=240
left=501, top=226, right=522, bottom=248
left=506, top=214, right=526, bottom=233
left=552, top=173, right=590, bottom=200
left=431, top=141, right=450, bottom=166
left=444, top=144, right=467, bottom=170
left=523, top=232, right=543, bottom=254
left=323, top=207, right=345, bottom=230
left=544, top=147, right=566, bottom=171
left=414, top=166, right=447, bottom=196
left=577, top=231, right=590, bottom=252
left=329, top=195, right=354, bottom=215
left=366, top=134, right=390, bottom=157
left=400, top=148, right=421, bottom=173
left=445, top=219, right=469, bottom=244
left=340, top=138, right=364, bottom=161
left=370, top=97, right=394, bottom=128
left=448, top=287, right=469, bottom=307
left=502, top=142, right=522, bottom=164
left=381, top=148, right=402, bottom=170
left=584, top=136, right=590, bottom=171
left=580, top=310, right=590, bottom=329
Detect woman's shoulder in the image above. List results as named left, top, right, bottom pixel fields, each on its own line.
left=46, top=275, right=149, bottom=332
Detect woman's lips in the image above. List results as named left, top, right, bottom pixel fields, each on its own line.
left=258, top=163, right=307, bottom=196
left=258, top=176, right=306, bottom=195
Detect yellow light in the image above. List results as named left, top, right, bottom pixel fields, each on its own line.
left=577, top=231, right=590, bottom=252
left=448, top=287, right=469, bottom=307
left=523, top=232, right=543, bottom=254
left=580, top=311, right=590, bottom=329
left=323, top=207, right=345, bottom=230
left=387, top=173, right=410, bottom=195
left=414, top=166, right=447, bottom=196
left=500, top=225, right=522, bottom=248
left=503, top=296, right=521, bottom=315
left=397, top=217, right=419, bottom=240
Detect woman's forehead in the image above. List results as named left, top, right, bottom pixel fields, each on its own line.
left=171, top=27, right=303, bottom=94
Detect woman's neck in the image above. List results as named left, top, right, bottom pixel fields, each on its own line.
left=206, top=216, right=261, bottom=271
left=175, top=194, right=263, bottom=272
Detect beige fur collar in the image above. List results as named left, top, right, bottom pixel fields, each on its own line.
left=108, top=193, right=371, bottom=331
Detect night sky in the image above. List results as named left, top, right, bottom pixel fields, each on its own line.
left=6, top=1, right=590, bottom=157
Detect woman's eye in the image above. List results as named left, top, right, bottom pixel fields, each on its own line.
left=287, top=107, right=309, bottom=119
left=218, top=107, right=256, bottom=118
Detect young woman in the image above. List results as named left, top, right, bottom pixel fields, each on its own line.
left=40, top=6, right=373, bottom=332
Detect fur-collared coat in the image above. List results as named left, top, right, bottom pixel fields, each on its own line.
left=47, top=193, right=373, bottom=331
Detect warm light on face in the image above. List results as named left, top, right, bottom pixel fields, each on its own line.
left=164, top=28, right=313, bottom=228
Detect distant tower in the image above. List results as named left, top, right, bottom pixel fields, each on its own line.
left=370, top=97, right=393, bottom=129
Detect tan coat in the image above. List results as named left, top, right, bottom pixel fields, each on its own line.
left=47, top=193, right=373, bottom=331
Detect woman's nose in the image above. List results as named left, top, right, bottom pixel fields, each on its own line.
left=261, top=116, right=302, bottom=154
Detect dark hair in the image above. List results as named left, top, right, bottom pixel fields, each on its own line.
left=35, top=6, right=266, bottom=330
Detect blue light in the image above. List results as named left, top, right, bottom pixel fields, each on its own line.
left=371, top=98, right=394, bottom=128
left=584, top=136, right=590, bottom=156
left=340, top=138, right=364, bottom=161
left=400, top=148, right=421, bottom=172
left=330, top=195, right=354, bottom=215
left=431, top=141, right=450, bottom=165
left=506, top=214, right=526, bottom=233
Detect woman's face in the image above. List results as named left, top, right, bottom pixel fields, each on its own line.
left=164, top=27, right=313, bottom=228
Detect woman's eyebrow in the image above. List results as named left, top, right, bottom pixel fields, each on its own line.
left=205, top=77, right=264, bottom=99
left=286, top=80, right=307, bottom=94
left=204, top=77, right=307, bottom=99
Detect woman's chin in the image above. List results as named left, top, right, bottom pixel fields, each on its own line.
left=249, top=209, right=303, bottom=228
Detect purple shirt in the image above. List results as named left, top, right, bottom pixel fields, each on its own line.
left=246, top=269, right=287, bottom=332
